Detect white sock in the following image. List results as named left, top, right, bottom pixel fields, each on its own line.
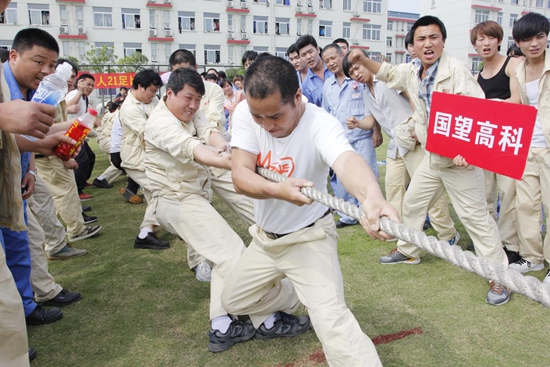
left=138, top=227, right=153, bottom=239
left=262, top=313, right=277, bottom=329
left=97, top=175, right=106, bottom=180
left=211, top=315, right=232, bottom=334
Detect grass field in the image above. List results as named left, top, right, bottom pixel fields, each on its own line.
left=28, top=139, right=550, bottom=367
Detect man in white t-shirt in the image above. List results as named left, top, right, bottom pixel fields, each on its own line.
left=223, top=55, right=398, bottom=366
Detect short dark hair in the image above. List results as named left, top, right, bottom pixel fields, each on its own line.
left=332, top=38, right=349, bottom=48
left=286, top=43, right=297, bottom=56
left=506, top=43, right=524, bottom=57
left=167, top=67, right=205, bottom=96
left=56, top=58, right=78, bottom=74
left=233, top=74, right=243, bottom=82
left=241, top=50, right=258, bottom=66
left=342, top=50, right=368, bottom=79
left=109, top=101, right=121, bottom=113
left=404, top=30, right=414, bottom=48
left=0, top=48, right=9, bottom=63
left=512, top=12, right=550, bottom=42
left=295, top=34, right=319, bottom=54
left=169, top=49, right=196, bottom=69
left=411, top=16, right=447, bottom=42
left=12, top=28, right=59, bottom=55
left=205, top=73, right=218, bottom=82
left=244, top=55, right=298, bottom=106
left=77, top=73, right=95, bottom=83
left=132, top=69, right=163, bottom=90
left=218, top=70, right=227, bottom=80
left=322, top=43, right=342, bottom=57
left=120, top=86, right=128, bottom=92
left=221, top=79, right=233, bottom=89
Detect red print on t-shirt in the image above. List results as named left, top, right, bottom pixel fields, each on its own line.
left=257, top=151, right=295, bottom=177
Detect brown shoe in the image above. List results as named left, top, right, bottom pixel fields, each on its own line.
left=120, top=188, right=143, bottom=204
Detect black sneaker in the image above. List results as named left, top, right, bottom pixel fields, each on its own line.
left=39, top=289, right=82, bottom=307
left=82, top=213, right=98, bottom=224
left=29, top=347, right=37, bottom=362
left=93, top=177, right=113, bottom=189
left=25, top=304, right=63, bottom=325
left=208, top=319, right=256, bottom=353
left=504, top=246, right=522, bottom=265
left=82, top=205, right=92, bottom=212
left=255, top=312, right=311, bottom=340
left=134, top=233, right=170, bottom=250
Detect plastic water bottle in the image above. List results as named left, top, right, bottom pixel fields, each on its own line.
left=53, top=108, right=98, bottom=161
left=24, top=62, right=72, bottom=141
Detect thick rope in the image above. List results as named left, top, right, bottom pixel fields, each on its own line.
left=258, top=167, right=550, bottom=308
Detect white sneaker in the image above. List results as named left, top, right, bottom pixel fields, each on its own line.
left=508, top=258, right=544, bottom=273
left=544, top=269, right=550, bottom=284
left=195, top=261, right=212, bottom=282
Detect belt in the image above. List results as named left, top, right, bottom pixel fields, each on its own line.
left=264, top=209, right=331, bottom=240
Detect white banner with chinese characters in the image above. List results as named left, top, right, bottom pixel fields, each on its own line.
left=426, top=92, right=537, bottom=180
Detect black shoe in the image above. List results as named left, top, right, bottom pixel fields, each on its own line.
left=208, top=319, right=256, bottom=353
left=82, top=213, right=98, bottom=224
left=29, top=347, right=37, bottom=362
left=504, top=246, right=522, bottom=265
left=39, top=289, right=82, bottom=307
left=93, top=177, right=113, bottom=189
left=423, top=220, right=432, bottom=230
left=255, top=312, right=311, bottom=340
left=82, top=205, right=92, bottom=212
left=25, top=304, right=63, bottom=325
left=335, top=221, right=354, bottom=229
left=467, top=243, right=475, bottom=252
left=134, top=233, right=170, bottom=250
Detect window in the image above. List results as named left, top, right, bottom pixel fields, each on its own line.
left=204, top=13, right=220, bottom=32
left=78, top=42, right=86, bottom=61
left=151, top=43, right=158, bottom=62
left=179, top=44, right=196, bottom=56
left=76, top=6, right=83, bottom=26
left=149, top=9, right=156, bottom=28
left=123, top=43, right=142, bottom=57
left=204, top=45, right=220, bottom=64
left=94, top=42, right=115, bottom=62
left=405, top=54, right=411, bottom=63
left=60, top=5, right=67, bottom=26
left=228, top=14, right=233, bottom=31
left=537, top=0, right=544, bottom=6
left=343, top=0, right=352, bottom=11
left=387, top=21, right=393, bottom=30
left=363, top=0, right=381, bottom=13
left=319, top=0, right=332, bottom=9
left=343, top=22, right=351, bottom=38
left=0, top=3, right=17, bottom=25
left=275, top=0, right=291, bottom=5
left=497, top=12, right=503, bottom=25
left=307, top=19, right=313, bottom=34
left=386, top=36, right=392, bottom=47
left=507, top=36, right=515, bottom=49
left=511, top=0, right=519, bottom=4
left=319, top=21, right=332, bottom=37
left=385, top=53, right=392, bottom=63
left=178, top=11, right=195, bottom=32
left=164, top=43, right=171, bottom=63
left=228, top=45, right=234, bottom=63
left=253, top=16, right=268, bottom=34
left=240, top=15, right=246, bottom=32
left=475, top=9, right=489, bottom=23
left=407, top=22, right=413, bottom=31
left=275, top=18, right=290, bottom=35
left=362, top=24, right=381, bottom=40
left=471, top=56, right=482, bottom=72
left=509, top=13, right=518, bottom=27
left=163, top=10, right=170, bottom=29
left=62, top=41, right=69, bottom=57
left=93, top=7, right=112, bottom=28
left=122, top=9, right=141, bottom=29
left=28, top=4, right=49, bottom=25
left=276, top=47, right=288, bottom=59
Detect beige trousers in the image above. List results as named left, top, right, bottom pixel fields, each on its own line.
left=401, top=147, right=456, bottom=241
left=35, top=157, right=84, bottom=237
left=27, top=175, right=67, bottom=256
left=515, top=147, right=550, bottom=264
left=187, top=169, right=255, bottom=269
left=222, top=214, right=382, bottom=367
left=398, top=155, right=507, bottom=267
left=26, top=205, right=63, bottom=302
left=484, top=170, right=519, bottom=251
left=125, top=168, right=159, bottom=229
left=0, top=242, right=29, bottom=367
left=155, top=193, right=246, bottom=319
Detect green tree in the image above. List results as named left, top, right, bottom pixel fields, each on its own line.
left=84, top=44, right=118, bottom=73
left=66, top=55, right=79, bottom=67
left=117, top=52, right=149, bottom=73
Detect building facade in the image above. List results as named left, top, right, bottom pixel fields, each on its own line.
left=386, top=10, right=419, bottom=64
left=421, top=0, right=550, bottom=72
left=0, top=0, right=413, bottom=69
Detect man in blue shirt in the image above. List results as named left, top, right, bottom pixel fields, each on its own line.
left=322, top=44, right=378, bottom=228
left=295, top=35, right=333, bottom=107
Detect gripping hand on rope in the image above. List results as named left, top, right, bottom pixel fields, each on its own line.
left=359, top=195, right=400, bottom=242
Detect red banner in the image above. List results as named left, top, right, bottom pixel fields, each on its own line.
left=84, top=72, right=136, bottom=89
left=426, top=92, right=537, bottom=180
